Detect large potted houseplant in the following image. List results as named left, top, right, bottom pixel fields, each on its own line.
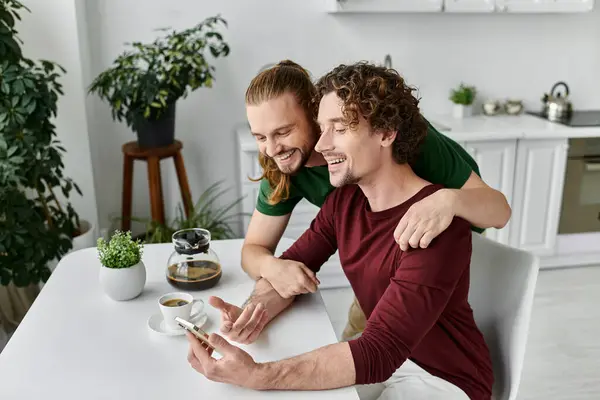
left=97, top=230, right=146, bottom=301
left=450, top=83, right=477, bottom=119
left=87, top=15, right=230, bottom=148
left=0, top=0, right=82, bottom=291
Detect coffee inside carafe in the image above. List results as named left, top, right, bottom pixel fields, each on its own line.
left=166, top=228, right=222, bottom=291
left=167, top=259, right=221, bottom=290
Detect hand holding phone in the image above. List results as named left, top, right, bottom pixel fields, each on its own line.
left=175, top=316, right=216, bottom=353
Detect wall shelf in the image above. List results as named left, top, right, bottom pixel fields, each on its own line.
left=325, top=0, right=443, bottom=13
left=324, top=0, right=595, bottom=13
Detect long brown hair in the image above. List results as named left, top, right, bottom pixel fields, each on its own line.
left=245, top=60, right=318, bottom=205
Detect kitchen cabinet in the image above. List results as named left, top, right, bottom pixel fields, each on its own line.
left=326, top=0, right=443, bottom=13
left=444, top=0, right=496, bottom=12
left=509, top=139, right=569, bottom=256
left=461, top=139, right=517, bottom=244
left=495, top=0, right=594, bottom=12
left=325, top=0, right=594, bottom=12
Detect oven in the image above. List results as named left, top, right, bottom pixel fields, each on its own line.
left=558, top=138, right=600, bottom=234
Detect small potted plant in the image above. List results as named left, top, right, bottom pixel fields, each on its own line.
left=450, top=83, right=477, bottom=119
left=87, top=15, right=230, bottom=148
left=97, top=231, right=146, bottom=301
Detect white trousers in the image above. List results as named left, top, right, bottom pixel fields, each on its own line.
left=355, top=359, right=470, bottom=400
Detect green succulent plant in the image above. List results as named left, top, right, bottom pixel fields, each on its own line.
left=97, top=230, right=144, bottom=269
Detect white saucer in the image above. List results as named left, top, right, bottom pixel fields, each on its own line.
left=147, top=312, right=208, bottom=337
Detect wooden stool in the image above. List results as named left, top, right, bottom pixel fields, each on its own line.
left=121, top=140, right=193, bottom=231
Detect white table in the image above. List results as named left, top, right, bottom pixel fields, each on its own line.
left=0, top=238, right=359, bottom=399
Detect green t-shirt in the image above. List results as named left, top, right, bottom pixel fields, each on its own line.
left=256, top=118, right=484, bottom=233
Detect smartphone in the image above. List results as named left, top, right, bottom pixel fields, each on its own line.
left=174, top=316, right=215, bottom=351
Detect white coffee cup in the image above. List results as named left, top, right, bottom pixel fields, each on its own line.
left=158, top=292, right=205, bottom=331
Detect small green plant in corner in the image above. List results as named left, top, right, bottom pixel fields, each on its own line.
left=449, top=83, right=477, bottom=105
left=97, top=231, right=144, bottom=269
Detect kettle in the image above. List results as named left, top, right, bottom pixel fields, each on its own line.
left=542, top=81, right=573, bottom=122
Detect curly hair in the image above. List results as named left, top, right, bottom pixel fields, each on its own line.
left=314, top=61, right=427, bottom=164
left=245, top=60, right=319, bottom=205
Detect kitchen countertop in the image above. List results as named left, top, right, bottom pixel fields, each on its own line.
left=427, top=113, right=600, bottom=142
left=235, top=113, right=600, bottom=151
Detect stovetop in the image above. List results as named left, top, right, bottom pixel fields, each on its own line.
left=526, top=110, right=600, bottom=127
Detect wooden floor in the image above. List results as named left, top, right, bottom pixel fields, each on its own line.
left=321, top=265, right=600, bottom=400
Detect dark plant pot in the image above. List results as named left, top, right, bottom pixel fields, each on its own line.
left=134, top=104, right=176, bottom=148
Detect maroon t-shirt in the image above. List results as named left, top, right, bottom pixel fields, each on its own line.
left=280, top=184, right=493, bottom=400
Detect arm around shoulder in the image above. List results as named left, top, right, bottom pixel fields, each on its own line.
left=449, top=171, right=511, bottom=229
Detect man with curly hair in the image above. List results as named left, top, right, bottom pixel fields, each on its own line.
left=185, top=62, right=494, bottom=400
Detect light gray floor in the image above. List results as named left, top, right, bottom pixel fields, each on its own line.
left=320, top=265, right=600, bottom=400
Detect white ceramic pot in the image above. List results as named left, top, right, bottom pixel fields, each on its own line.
left=99, top=261, right=146, bottom=301
left=453, top=104, right=473, bottom=119
left=72, top=219, right=97, bottom=252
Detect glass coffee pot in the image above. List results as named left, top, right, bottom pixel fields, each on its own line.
left=166, top=228, right=222, bottom=290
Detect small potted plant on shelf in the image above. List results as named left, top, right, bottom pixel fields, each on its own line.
left=97, top=231, right=146, bottom=301
left=450, top=83, right=477, bottom=119
left=87, top=15, right=230, bottom=148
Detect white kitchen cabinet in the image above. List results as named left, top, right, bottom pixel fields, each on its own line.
left=325, top=0, right=593, bottom=12
left=495, top=0, right=594, bottom=12
left=509, top=139, right=569, bottom=256
left=326, top=0, right=443, bottom=13
left=444, top=0, right=496, bottom=12
left=461, top=139, right=517, bottom=244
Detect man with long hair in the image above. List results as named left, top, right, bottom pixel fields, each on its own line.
left=240, top=59, right=511, bottom=340
left=186, top=62, right=493, bottom=399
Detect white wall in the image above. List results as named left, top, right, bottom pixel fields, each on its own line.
left=18, top=0, right=98, bottom=230
left=49, top=0, right=600, bottom=234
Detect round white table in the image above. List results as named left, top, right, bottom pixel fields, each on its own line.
left=0, top=238, right=359, bottom=399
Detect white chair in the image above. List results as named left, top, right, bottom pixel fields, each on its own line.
left=468, top=232, right=540, bottom=400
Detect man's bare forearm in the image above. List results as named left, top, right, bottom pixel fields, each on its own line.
left=448, top=187, right=511, bottom=229
left=242, top=278, right=294, bottom=324
left=241, top=244, right=275, bottom=280
left=256, top=342, right=356, bottom=390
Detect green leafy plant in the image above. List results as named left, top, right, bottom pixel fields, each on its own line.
left=87, top=15, right=230, bottom=133
left=127, top=180, right=248, bottom=244
left=0, top=0, right=81, bottom=287
left=97, top=230, right=144, bottom=269
left=450, top=83, right=477, bottom=105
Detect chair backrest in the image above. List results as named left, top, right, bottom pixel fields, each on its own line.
left=468, top=232, right=540, bottom=400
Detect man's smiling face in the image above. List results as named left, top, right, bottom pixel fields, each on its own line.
left=315, top=92, right=390, bottom=188
left=246, top=92, right=317, bottom=175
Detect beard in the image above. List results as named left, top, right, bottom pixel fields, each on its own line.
left=331, top=169, right=359, bottom=188
left=270, top=147, right=311, bottom=175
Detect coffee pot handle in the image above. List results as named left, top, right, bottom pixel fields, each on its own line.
left=551, top=81, right=570, bottom=98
